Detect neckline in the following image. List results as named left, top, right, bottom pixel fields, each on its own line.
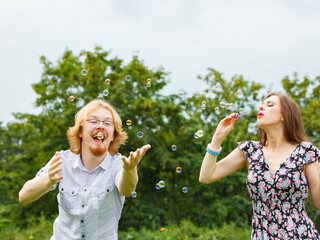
left=259, top=142, right=300, bottom=175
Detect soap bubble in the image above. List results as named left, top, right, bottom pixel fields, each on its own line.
left=126, top=120, right=132, bottom=126
left=197, top=130, right=204, bottom=137
left=137, top=131, right=144, bottom=138
left=125, top=75, right=132, bottom=81
left=215, top=83, right=222, bottom=92
left=220, top=102, right=226, bottom=108
left=176, top=167, right=182, bottom=173
left=226, top=103, right=232, bottom=110
left=194, top=132, right=200, bottom=139
left=214, top=107, right=220, bottom=113
left=98, top=95, right=103, bottom=100
left=147, top=78, right=151, bottom=83
left=147, top=82, right=151, bottom=87
left=131, top=191, right=137, bottom=198
left=171, top=145, right=177, bottom=151
left=178, top=89, right=185, bottom=98
left=155, top=183, right=161, bottom=189
left=236, top=89, right=244, bottom=98
left=105, top=79, right=111, bottom=84
left=201, top=105, right=206, bottom=110
left=68, top=96, right=74, bottom=102
left=96, top=132, right=104, bottom=140
left=81, top=69, right=88, bottom=76
left=103, top=89, right=109, bottom=96
left=193, top=92, right=199, bottom=98
left=182, top=187, right=188, bottom=193
left=159, top=180, right=165, bottom=188
left=239, top=108, right=244, bottom=114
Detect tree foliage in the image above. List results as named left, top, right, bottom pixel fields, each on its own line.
left=0, top=47, right=319, bottom=236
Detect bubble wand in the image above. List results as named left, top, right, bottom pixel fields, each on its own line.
left=234, top=112, right=248, bottom=119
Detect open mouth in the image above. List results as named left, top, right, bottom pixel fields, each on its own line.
left=92, top=132, right=105, bottom=143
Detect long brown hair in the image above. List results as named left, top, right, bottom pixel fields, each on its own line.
left=258, top=92, right=307, bottom=146
left=67, top=99, right=128, bottom=155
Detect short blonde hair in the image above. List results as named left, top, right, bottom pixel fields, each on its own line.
left=67, top=99, right=128, bottom=155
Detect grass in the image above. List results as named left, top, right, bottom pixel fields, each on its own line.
left=0, top=216, right=251, bottom=240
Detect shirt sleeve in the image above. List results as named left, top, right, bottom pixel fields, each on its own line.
left=112, top=153, right=124, bottom=185
left=237, top=141, right=254, bottom=163
left=303, top=142, right=320, bottom=165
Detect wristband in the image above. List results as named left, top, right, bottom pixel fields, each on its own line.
left=206, top=144, right=222, bottom=156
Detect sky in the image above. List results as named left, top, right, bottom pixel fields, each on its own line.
left=1, top=0, right=320, bottom=124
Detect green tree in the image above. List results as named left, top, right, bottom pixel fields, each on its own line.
left=282, top=73, right=320, bottom=228
left=282, top=73, right=320, bottom=147
left=1, top=46, right=319, bottom=238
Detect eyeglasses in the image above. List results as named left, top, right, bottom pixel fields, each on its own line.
left=86, top=119, right=115, bottom=127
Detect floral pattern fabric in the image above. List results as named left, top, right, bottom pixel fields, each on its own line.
left=238, top=141, right=320, bottom=239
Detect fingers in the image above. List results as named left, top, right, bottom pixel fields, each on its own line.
left=50, top=152, right=61, bottom=165
left=49, top=167, right=62, bottom=176
left=223, top=113, right=238, bottom=121
left=121, top=155, right=136, bottom=171
left=139, top=144, right=151, bottom=158
left=131, top=149, right=141, bottom=165
left=48, top=152, right=63, bottom=183
left=49, top=156, right=62, bottom=172
left=131, top=144, right=151, bottom=161
left=122, top=145, right=151, bottom=170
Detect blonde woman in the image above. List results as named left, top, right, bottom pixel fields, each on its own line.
left=19, top=99, right=151, bottom=240
left=199, top=93, right=320, bottom=239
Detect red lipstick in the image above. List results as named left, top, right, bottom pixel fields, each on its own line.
left=257, top=112, right=264, bottom=118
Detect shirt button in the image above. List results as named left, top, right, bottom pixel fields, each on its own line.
left=84, top=189, right=87, bottom=192
left=82, top=235, right=85, bottom=238
left=72, top=191, right=74, bottom=194
left=81, top=220, right=84, bottom=223
left=61, top=188, right=64, bottom=191
left=82, top=204, right=85, bottom=208
left=107, top=189, right=110, bottom=192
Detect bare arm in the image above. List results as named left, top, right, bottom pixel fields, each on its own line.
left=305, top=161, right=320, bottom=209
left=200, top=147, right=247, bottom=183
left=19, top=152, right=63, bottom=204
left=199, top=113, right=247, bottom=184
left=116, top=144, right=151, bottom=197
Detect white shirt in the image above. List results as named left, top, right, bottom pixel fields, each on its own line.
left=37, top=150, right=125, bottom=240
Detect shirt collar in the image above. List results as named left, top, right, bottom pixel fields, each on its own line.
left=72, top=151, right=111, bottom=170
left=99, top=152, right=111, bottom=170
left=72, top=154, right=83, bottom=169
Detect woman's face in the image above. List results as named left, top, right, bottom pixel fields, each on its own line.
left=257, top=95, right=283, bottom=129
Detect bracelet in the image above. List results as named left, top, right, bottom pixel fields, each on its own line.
left=206, top=144, right=222, bottom=156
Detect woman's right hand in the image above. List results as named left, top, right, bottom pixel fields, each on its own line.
left=213, top=113, right=238, bottom=140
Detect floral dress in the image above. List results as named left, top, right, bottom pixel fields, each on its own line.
left=238, top=141, right=320, bottom=239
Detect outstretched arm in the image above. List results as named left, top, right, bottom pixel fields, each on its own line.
left=19, top=152, right=63, bottom=204
left=199, top=113, right=247, bottom=184
left=116, top=144, right=151, bottom=197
